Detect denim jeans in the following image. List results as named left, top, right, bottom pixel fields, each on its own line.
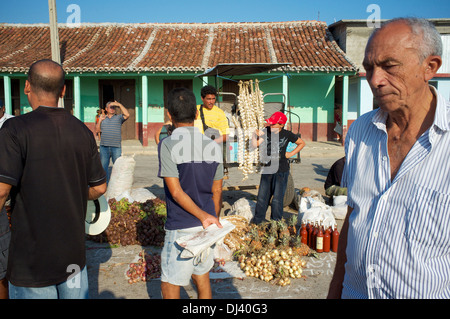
left=8, top=266, right=89, bottom=299
left=99, top=145, right=122, bottom=182
left=253, top=171, right=289, bottom=224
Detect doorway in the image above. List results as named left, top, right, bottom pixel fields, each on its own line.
left=99, top=79, right=136, bottom=140
left=163, top=79, right=193, bottom=122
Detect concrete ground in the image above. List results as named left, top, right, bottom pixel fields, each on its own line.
left=86, top=140, right=345, bottom=300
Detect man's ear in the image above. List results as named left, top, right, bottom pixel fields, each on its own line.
left=195, top=110, right=199, bottom=120
left=59, top=85, right=66, bottom=99
left=24, top=80, right=31, bottom=95
left=424, top=55, right=442, bottom=82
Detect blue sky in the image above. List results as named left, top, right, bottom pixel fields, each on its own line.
left=0, top=0, right=449, bottom=25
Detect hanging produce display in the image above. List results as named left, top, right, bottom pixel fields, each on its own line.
left=232, top=79, right=265, bottom=180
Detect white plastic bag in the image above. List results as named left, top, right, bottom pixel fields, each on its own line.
left=227, top=198, right=255, bottom=222
left=106, top=155, right=136, bottom=199
left=331, top=195, right=348, bottom=220
left=130, top=188, right=156, bottom=203
left=298, top=196, right=337, bottom=229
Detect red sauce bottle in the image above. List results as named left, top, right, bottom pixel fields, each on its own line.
left=300, top=223, right=308, bottom=245
left=316, top=226, right=324, bottom=253
left=313, top=222, right=319, bottom=249
left=323, top=227, right=331, bottom=252
left=308, top=222, right=314, bottom=248
left=332, top=225, right=339, bottom=253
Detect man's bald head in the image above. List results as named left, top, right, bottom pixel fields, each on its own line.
left=27, top=59, right=65, bottom=99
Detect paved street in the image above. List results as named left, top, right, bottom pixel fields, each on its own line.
left=86, top=140, right=346, bottom=300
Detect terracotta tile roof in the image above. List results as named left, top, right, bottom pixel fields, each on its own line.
left=0, top=21, right=357, bottom=73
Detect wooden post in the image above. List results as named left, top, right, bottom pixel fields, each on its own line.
left=48, top=0, right=60, bottom=64
left=48, top=0, right=64, bottom=108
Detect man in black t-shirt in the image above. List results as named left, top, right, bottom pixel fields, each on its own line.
left=0, top=59, right=106, bottom=299
left=252, top=112, right=305, bottom=223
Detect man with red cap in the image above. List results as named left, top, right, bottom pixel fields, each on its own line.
left=252, top=111, right=305, bottom=223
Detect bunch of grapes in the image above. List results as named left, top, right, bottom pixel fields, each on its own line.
left=87, top=198, right=167, bottom=247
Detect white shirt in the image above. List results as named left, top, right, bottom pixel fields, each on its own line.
left=0, top=112, right=14, bottom=128
left=341, top=87, right=450, bottom=299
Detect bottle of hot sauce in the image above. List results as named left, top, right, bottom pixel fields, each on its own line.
left=313, top=222, right=319, bottom=249
left=323, top=226, right=331, bottom=253
left=300, top=222, right=308, bottom=245
left=316, top=225, right=324, bottom=253
left=308, top=222, right=314, bottom=248
left=332, top=225, right=340, bottom=253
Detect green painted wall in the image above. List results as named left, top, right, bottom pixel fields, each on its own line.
left=4, top=72, right=336, bottom=126
left=80, top=77, right=100, bottom=122
left=288, top=75, right=335, bottom=124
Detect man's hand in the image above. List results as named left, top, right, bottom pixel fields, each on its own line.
left=200, top=214, right=222, bottom=229
left=111, top=100, right=130, bottom=120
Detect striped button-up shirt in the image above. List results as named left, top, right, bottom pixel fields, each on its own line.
left=341, top=87, right=450, bottom=299
left=100, top=114, right=126, bottom=148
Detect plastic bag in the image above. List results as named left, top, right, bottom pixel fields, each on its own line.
left=331, top=195, right=348, bottom=220
left=298, top=196, right=336, bottom=229
left=227, top=198, right=255, bottom=222
left=130, top=188, right=156, bottom=202
left=106, top=155, right=136, bottom=199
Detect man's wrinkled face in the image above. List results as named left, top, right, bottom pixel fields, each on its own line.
left=201, top=94, right=216, bottom=110
left=363, top=22, right=428, bottom=113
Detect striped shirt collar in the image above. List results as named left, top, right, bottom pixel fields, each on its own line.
left=371, top=86, right=450, bottom=133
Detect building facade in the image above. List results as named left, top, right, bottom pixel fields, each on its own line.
left=329, top=18, right=450, bottom=128
left=0, top=21, right=358, bottom=145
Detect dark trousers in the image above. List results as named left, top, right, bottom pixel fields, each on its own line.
left=253, top=171, right=289, bottom=224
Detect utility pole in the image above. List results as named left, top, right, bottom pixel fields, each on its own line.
left=48, top=0, right=64, bottom=107
left=48, top=0, right=61, bottom=64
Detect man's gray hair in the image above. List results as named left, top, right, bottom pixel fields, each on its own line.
left=372, top=17, right=443, bottom=61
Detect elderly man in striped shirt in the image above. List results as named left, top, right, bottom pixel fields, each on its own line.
left=328, top=18, right=450, bottom=299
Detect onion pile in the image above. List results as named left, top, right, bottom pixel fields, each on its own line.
left=238, top=248, right=307, bottom=286
left=87, top=198, right=166, bottom=247
left=233, top=217, right=312, bottom=286
left=126, top=250, right=161, bottom=284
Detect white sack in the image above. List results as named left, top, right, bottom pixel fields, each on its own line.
left=298, top=196, right=336, bottom=229
left=106, top=155, right=136, bottom=199
left=130, top=188, right=156, bottom=203
left=228, top=197, right=255, bottom=222
left=331, top=195, right=348, bottom=220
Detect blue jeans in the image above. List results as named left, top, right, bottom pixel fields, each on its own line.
left=99, top=145, right=122, bottom=182
left=254, top=171, right=289, bottom=224
left=8, top=266, right=89, bottom=299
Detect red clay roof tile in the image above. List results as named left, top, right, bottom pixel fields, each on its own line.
left=0, top=21, right=357, bottom=73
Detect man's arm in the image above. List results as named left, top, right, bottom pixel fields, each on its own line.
left=251, top=129, right=265, bottom=148
left=327, top=206, right=352, bottom=299
left=164, top=177, right=222, bottom=229
left=88, top=183, right=107, bottom=200
left=286, top=137, right=306, bottom=158
left=113, top=101, right=130, bottom=120
left=0, top=182, right=12, bottom=213
left=96, top=111, right=105, bottom=133
left=211, top=179, right=223, bottom=217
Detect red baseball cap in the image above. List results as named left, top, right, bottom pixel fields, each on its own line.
left=266, top=111, right=287, bottom=125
